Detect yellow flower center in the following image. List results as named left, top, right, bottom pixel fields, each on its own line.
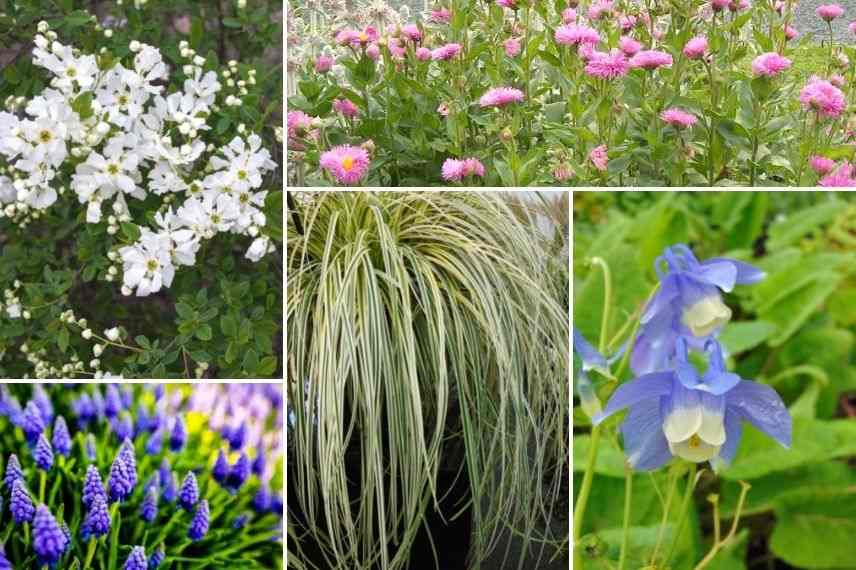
left=39, top=130, right=52, bottom=143
left=237, top=170, right=248, bottom=180
left=118, top=95, right=129, bottom=106
left=66, top=67, right=77, bottom=78
left=239, top=193, right=249, bottom=203
left=687, top=434, right=702, bottom=449
left=359, top=32, right=368, bottom=42
left=107, top=164, right=120, bottom=175
left=341, top=156, right=355, bottom=172
left=146, top=259, right=159, bottom=271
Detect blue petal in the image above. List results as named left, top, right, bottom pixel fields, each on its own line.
left=716, top=410, right=743, bottom=465
left=696, top=261, right=738, bottom=292
left=725, top=381, right=792, bottom=448
left=641, top=277, right=679, bottom=324
left=631, top=312, right=679, bottom=375
left=573, top=328, right=608, bottom=372
left=703, top=258, right=766, bottom=285
left=576, top=369, right=602, bottom=419
left=593, top=372, right=674, bottom=426
left=621, top=398, right=673, bottom=471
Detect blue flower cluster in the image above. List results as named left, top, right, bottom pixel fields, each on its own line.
left=0, top=384, right=283, bottom=569
left=579, top=245, right=792, bottom=471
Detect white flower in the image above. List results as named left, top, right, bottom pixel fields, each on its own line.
left=119, top=229, right=176, bottom=296
left=105, top=327, right=120, bottom=341
left=207, top=134, right=276, bottom=194
left=183, top=68, right=221, bottom=105
left=5, top=302, right=21, bottom=319
left=93, top=343, right=104, bottom=357
left=82, top=328, right=93, bottom=339
left=245, top=236, right=272, bottom=262
left=32, top=40, right=99, bottom=93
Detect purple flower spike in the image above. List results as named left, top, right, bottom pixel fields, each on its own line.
left=148, top=544, right=165, bottom=568
left=32, top=386, right=54, bottom=424
left=178, top=472, right=198, bottom=511
left=21, top=401, right=46, bottom=444
left=153, top=385, right=165, bottom=401
left=251, top=448, right=265, bottom=476
left=227, top=453, right=250, bottom=491
left=33, top=504, right=68, bottom=565
left=119, top=439, right=138, bottom=489
left=188, top=500, right=209, bottom=542
left=52, top=416, right=72, bottom=457
left=170, top=417, right=186, bottom=452
left=82, top=495, right=111, bottom=541
left=11, top=479, right=35, bottom=524
left=252, top=485, right=271, bottom=512
left=61, top=522, right=72, bottom=552
left=228, top=422, right=246, bottom=450
left=162, top=471, right=177, bottom=503
left=158, top=458, right=171, bottom=486
left=270, top=493, right=283, bottom=516
left=233, top=514, right=248, bottom=529
left=124, top=546, right=147, bottom=570
left=136, top=405, right=150, bottom=435
left=108, top=454, right=133, bottom=503
left=104, top=385, right=122, bottom=418
left=212, top=449, right=229, bottom=484
left=85, top=433, right=97, bottom=461
left=112, top=413, right=134, bottom=443
left=72, top=393, right=95, bottom=429
left=145, top=430, right=163, bottom=456
left=0, top=545, right=11, bottom=570
left=4, top=454, right=23, bottom=491
left=82, top=464, right=107, bottom=509
left=140, top=487, right=158, bottom=523
left=34, top=434, right=53, bottom=471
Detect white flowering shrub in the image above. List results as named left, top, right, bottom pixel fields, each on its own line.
left=0, top=4, right=283, bottom=379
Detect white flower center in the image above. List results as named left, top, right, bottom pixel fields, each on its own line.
left=682, top=295, right=731, bottom=337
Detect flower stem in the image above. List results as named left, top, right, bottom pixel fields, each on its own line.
left=84, top=537, right=98, bottom=569
left=694, top=481, right=751, bottom=570
left=666, top=463, right=699, bottom=566
left=618, top=462, right=634, bottom=570
left=589, top=257, right=612, bottom=353
left=649, top=466, right=679, bottom=566
left=573, top=424, right=601, bottom=567
left=39, top=470, right=46, bottom=503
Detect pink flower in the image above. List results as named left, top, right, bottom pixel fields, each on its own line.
left=496, top=0, right=516, bottom=8
left=431, top=43, right=462, bottom=60
left=389, top=38, right=407, bottom=59
left=578, top=44, right=598, bottom=62
left=430, top=8, right=452, bottom=23
left=830, top=74, right=845, bottom=87
left=333, top=98, right=359, bottom=119
left=785, top=24, right=799, bottom=40
left=819, top=163, right=856, bottom=186
left=320, top=145, right=371, bottom=185
left=442, top=157, right=485, bottom=181
left=816, top=4, right=844, bottom=21
left=504, top=37, right=522, bottom=57
left=619, top=36, right=642, bottom=56
left=660, top=107, right=698, bottom=128
left=287, top=111, right=315, bottom=142
left=589, top=145, right=609, bottom=171
left=555, top=23, right=601, bottom=46
left=800, top=77, right=847, bottom=118
left=562, top=8, right=577, bottom=23
left=711, top=0, right=730, bottom=11
left=729, top=0, right=750, bottom=12
left=479, top=87, right=525, bottom=108
left=585, top=49, right=629, bottom=79
left=774, top=1, right=785, bottom=13
left=366, top=43, right=380, bottom=60
left=683, top=36, right=708, bottom=59
left=629, top=50, right=673, bottom=70
left=618, top=15, right=637, bottom=31
left=437, top=103, right=450, bottom=116
left=553, top=164, right=573, bottom=181
left=401, top=24, right=422, bottom=42
left=415, top=47, right=432, bottom=61
left=315, top=54, right=334, bottom=73
left=588, top=0, right=614, bottom=20
left=335, top=26, right=378, bottom=46
left=751, top=52, right=792, bottom=76
left=809, top=155, right=837, bottom=175
left=850, top=20, right=856, bottom=34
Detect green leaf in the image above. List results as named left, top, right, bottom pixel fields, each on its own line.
left=770, top=493, right=856, bottom=568
left=220, top=314, right=238, bottom=337
left=718, top=321, right=777, bottom=355
left=242, top=348, right=259, bottom=374
left=175, top=302, right=194, bottom=320
left=225, top=340, right=239, bottom=364
left=57, top=327, right=69, bottom=353
left=71, top=91, right=94, bottom=120
left=195, top=324, right=212, bottom=341
left=257, top=356, right=277, bottom=376
left=190, top=18, right=204, bottom=49
left=766, top=200, right=842, bottom=251
left=135, top=335, right=151, bottom=349
left=121, top=222, right=141, bottom=242
left=222, top=17, right=243, bottom=28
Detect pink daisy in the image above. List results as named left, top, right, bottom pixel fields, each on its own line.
left=442, top=157, right=485, bottom=181
left=431, top=43, right=462, bottom=60
left=629, top=50, right=673, bottom=70
left=388, top=38, right=407, bottom=59
left=683, top=36, right=708, bottom=59
left=809, top=155, right=837, bottom=175
left=850, top=20, right=856, bottom=34
left=619, top=15, right=638, bottom=31
left=660, top=107, right=698, bottom=128
left=799, top=77, right=847, bottom=118
left=366, top=44, right=380, bottom=60
left=588, top=0, right=614, bottom=20
left=830, top=74, right=845, bottom=87
left=751, top=52, right=792, bottom=76
left=333, top=98, right=359, bottom=119
left=479, top=87, right=525, bottom=108
left=320, top=145, right=371, bottom=185
left=314, top=54, right=334, bottom=73
left=729, top=0, right=750, bottom=12
left=785, top=24, right=799, bottom=40
left=562, top=8, right=577, bottom=23
left=555, top=24, right=601, bottom=47
left=585, top=49, right=630, bottom=80
left=430, top=8, right=451, bottom=23
left=619, top=36, right=642, bottom=56
left=819, top=163, right=856, bottom=186
left=579, top=44, right=598, bottom=62
left=504, top=37, right=522, bottom=57
left=335, top=26, right=378, bottom=46
left=589, top=145, right=609, bottom=171
left=287, top=111, right=314, bottom=142
left=816, top=4, right=844, bottom=21
left=415, top=47, right=432, bottom=61
left=401, top=24, right=422, bottom=42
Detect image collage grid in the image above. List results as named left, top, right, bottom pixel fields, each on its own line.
left=2, top=0, right=856, bottom=569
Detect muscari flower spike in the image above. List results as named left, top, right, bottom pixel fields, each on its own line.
left=595, top=338, right=791, bottom=470
left=52, top=416, right=71, bottom=457
left=188, top=500, right=210, bottom=542
left=21, top=401, right=46, bottom=444
left=112, top=413, right=134, bottom=442
left=233, top=514, right=248, bottom=529
left=11, top=479, right=35, bottom=524
left=253, top=485, right=271, bottom=512
left=33, top=504, right=68, bottom=565
left=119, top=438, right=138, bottom=488
left=81, top=495, right=111, bottom=541
left=632, top=244, right=765, bottom=375
left=226, top=453, right=250, bottom=491
left=124, top=546, right=147, bottom=570
left=85, top=433, right=97, bottom=461
left=0, top=545, right=11, bottom=570
left=140, top=486, right=158, bottom=523
left=149, top=544, right=165, bottom=568
left=105, top=385, right=123, bottom=418
left=108, top=453, right=133, bottom=503
left=228, top=422, right=246, bottom=450
left=82, top=464, right=107, bottom=508
left=212, top=449, right=229, bottom=483
left=4, top=454, right=23, bottom=491
left=179, top=471, right=199, bottom=511
left=34, top=434, right=54, bottom=471
left=162, top=471, right=178, bottom=503
left=170, top=416, right=186, bottom=452
left=252, top=447, right=265, bottom=476
left=32, top=386, right=54, bottom=425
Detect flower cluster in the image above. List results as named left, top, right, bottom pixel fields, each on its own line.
left=578, top=245, right=791, bottom=470
left=0, top=24, right=277, bottom=298
left=0, top=383, right=283, bottom=568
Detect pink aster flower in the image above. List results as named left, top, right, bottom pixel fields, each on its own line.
left=336, top=26, right=378, bottom=46
left=579, top=44, right=598, bottom=62
left=619, top=15, right=638, bottom=31
left=751, top=52, right=792, bottom=76
left=819, top=163, right=856, bottom=186
left=629, top=50, right=673, bottom=70
left=711, top=0, right=730, bottom=11
left=589, top=145, right=609, bottom=171
left=442, top=157, right=485, bottom=181
left=431, top=43, right=462, bottom=60
left=809, top=155, right=837, bottom=175
left=479, top=87, right=525, bottom=108
left=774, top=1, right=785, bottom=13
left=315, top=54, right=334, bottom=73
left=850, top=21, right=856, bottom=34
left=830, top=74, right=845, bottom=87
left=504, top=37, right=522, bottom=57
left=388, top=38, right=407, bottom=59
left=555, top=24, right=601, bottom=47
left=320, top=145, right=370, bottom=185
left=800, top=77, right=847, bottom=118
left=660, top=107, right=698, bottom=128
left=683, top=36, right=708, bottom=59
left=430, top=8, right=451, bottom=23
left=585, top=49, right=629, bottom=80
left=619, top=36, right=642, bottom=56
left=333, top=98, right=359, bottom=119
left=401, top=24, right=422, bottom=42
left=588, top=0, right=614, bottom=20
left=496, top=0, right=516, bottom=8
left=287, top=111, right=315, bottom=143
left=816, top=4, right=844, bottom=21
left=365, top=44, right=380, bottom=60
left=562, top=8, right=577, bottom=23
left=785, top=24, right=799, bottom=40
left=415, top=47, right=432, bottom=61
left=729, top=0, right=750, bottom=12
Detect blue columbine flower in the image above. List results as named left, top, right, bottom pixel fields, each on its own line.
left=170, top=417, right=186, bottom=452
left=594, top=338, right=791, bottom=470
left=140, top=487, right=158, bottom=523
left=178, top=472, right=199, bottom=511
left=34, top=434, right=54, bottom=471
left=124, top=546, right=147, bottom=570
left=212, top=449, right=229, bottom=484
left=4, top=454, right=23, bottom=491
left=82, top=464, right=107, bottom=508
left=52, top=416, right=71, bottom=457
left=81, top=495, right=111, bottom=541
left=631, top=244, right=765, bottom=375
left=33, top=504, right=68, bottom=565
left=148, top=544, right=165, bottom=569
left=21, top=401, right=46, bottom=445
left=10, top=480, right=34, bottom=524
left=188, top=500, right=210, bottom=542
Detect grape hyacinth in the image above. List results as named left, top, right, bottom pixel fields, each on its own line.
left=170, top=416, right=186, bottom=451
left=213, top=449, right=229, bottom=483
left=108, top=454, right=134, bottom=503
left=4, top=454, right=23, bottom=491
left=124, top=546, right=147, bottom=570
left=149, top=545, right=165, bottom=568
left=81, top=495, right=111, bottom=540
left=34, top=434, right=54, bottom=471
left=0, top=546, right=10, bottom=570
left=140, top=487, right=158, bottom=523
left=52, top=416, right=72, bottom=457
left=10, top=480, right=34, bottom=524
left=82, top=464, right=107, bottom=508
left=179, top=472, right=199, bottom=511
left=188, top=500, right=210, bottom=542
left=33, top=505, right=68, bottom=565
left=21, top=401, right=46, bottom=444
left=226, top=453, right=250, bottom=491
